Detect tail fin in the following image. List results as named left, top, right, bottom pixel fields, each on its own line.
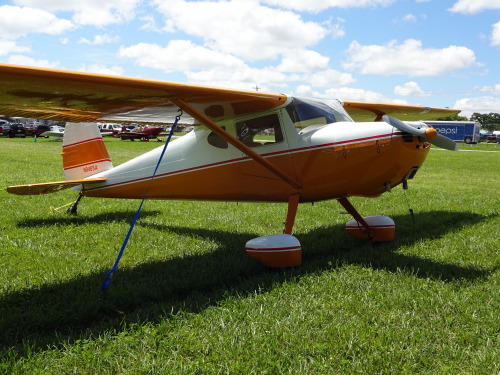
left=62, top=123, right=113, bottom=180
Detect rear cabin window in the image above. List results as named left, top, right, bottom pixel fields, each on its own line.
left=235, top=114, right=283, bottom=147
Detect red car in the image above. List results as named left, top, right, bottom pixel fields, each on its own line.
left=116, top=126, right=163, bottom=141
left=24, top=123, right=51, bottom=137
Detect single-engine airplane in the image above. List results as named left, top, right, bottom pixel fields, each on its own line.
left=40, top=125, right=65, bottom=140
left=1, top=64, right=459, bottom=268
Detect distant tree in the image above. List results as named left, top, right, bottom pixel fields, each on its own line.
left=470, top=112, right=500, bottom=132
left=435, top=114, right=468, bottom=121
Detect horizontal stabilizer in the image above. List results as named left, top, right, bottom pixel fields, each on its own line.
left=7, top=177, right=106, bottom=196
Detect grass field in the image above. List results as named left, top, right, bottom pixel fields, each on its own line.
left=0, top=136, right=498, bottom=374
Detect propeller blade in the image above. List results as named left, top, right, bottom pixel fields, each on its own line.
left=383, top=115, right=458, bottom=151
left=431, top=134, right=459, bottom=151
left=383, top=115, right=426, bottom=137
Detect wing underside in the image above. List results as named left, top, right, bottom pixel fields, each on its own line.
left=0, top=64, right=287, bottom=124
left=343, top=101, right=460, bottom=122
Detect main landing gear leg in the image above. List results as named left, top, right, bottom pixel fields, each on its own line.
left=67, top=193, right=83, bottom=215
left=284, top=193, right=300, bottom=234
left=337, top=197, right=374, bottom=241
left=337, top=197, right=395, bottom=242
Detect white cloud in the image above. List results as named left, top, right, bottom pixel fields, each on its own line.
left=326, top=87, right=393, bottom=102
left=6, top=55, right=59, bottom=68
left=277, top=50, right=330, bottom=73
left=186, top=67, right=289, bottom=91
left=394, top=13, right=427, bottom=24
left=151, top=0, right=330, bottom=61
left=119, top=40, right=355, bottom=91
left=306, top=69, right=356, bottom=88
left=394, top=81, right=429, bottom=96
left=13, top=0, right=141, bottom=27
left=140, top=15, right=162, bottom=32
left=78, top=64, right=125, bottom=76
left=454, top=96, right=500, bottom=117
left=292, top=85, right=324, bottom=97
left=491, top=21, right=500, bottom=46
left=449, top=0, right=500, bottom=14
left=0, top=41, right=31, bottom=56
left=119, top=40, right=247, bottom=73
left=323, top=17, right=346, bottom=39
left=0, top=5, right=74, bottom=39
left=479, top=84, right=500, bottom=93
left=261, top=0, right=395, bottom=12
left=79, top=34, right=121, bottom=45
left=343, top=39, right=478, bottom=76
left=402, top=14, right=417, bottom=23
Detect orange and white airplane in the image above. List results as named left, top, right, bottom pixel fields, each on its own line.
left=1, top=64, right=459, bottom=268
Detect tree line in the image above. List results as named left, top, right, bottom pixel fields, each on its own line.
left=438, top=113, right=500, bottom=132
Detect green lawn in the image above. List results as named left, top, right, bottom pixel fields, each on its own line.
left=453, top=141, right=500, bottom=152
left=0, top=136, right=498, bottom=374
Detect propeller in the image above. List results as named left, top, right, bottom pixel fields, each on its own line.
left=383, top=115, right=458, bottom=151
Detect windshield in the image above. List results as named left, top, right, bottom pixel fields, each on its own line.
left=285, top=97, right=353, bottom=128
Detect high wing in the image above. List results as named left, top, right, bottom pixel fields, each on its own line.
left=0, top=64, right=286, bottom=124
left=0, top=64, right=460, bottom=125
left=343, top=101, right=460, bottom=122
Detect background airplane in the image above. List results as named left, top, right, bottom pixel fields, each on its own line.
left=40, top=125, right=65, bottom=140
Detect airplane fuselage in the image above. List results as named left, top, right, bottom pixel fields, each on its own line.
left=81, top=97, right=430, bottom=203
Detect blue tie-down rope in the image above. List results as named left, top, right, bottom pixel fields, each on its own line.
left=101, top=110, right=183, bottom=291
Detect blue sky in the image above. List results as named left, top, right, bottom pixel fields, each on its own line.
left=1, top=0, right=499, bottom=118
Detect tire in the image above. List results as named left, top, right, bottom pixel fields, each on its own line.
left=464, top=137, right=472, bottom=144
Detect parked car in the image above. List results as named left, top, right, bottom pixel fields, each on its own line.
left=4, top=123, right=27, bottom=138
left=0, top=119, right=11, bottom=134
left=25, top=123, right=51, bottom=137
left=488, top=134, right=500, bottom=143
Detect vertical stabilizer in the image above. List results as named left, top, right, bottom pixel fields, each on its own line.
left=62, top=123, right=113, bottom=180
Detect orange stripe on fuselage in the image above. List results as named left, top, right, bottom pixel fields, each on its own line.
left=62, top=137, right=111, bottom=170
left=82, top=135, right=429, bottom=202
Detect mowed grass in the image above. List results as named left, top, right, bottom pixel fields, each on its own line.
left=0, top=136, right=498, bottom=374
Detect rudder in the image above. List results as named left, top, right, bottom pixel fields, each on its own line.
left=62, top=122, right=113, bottom=180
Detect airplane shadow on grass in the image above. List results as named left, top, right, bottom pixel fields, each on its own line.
left=1, top=209, right=497, bottom=356
left=16, top=209, right=163, bottom=228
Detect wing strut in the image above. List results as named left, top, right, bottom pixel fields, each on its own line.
left=337, top=197, right=374, bottom=240
left=171, top=98, right=302, bottom=190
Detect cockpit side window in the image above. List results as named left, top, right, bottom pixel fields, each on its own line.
left=235, top=114, right=283, bottom=147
